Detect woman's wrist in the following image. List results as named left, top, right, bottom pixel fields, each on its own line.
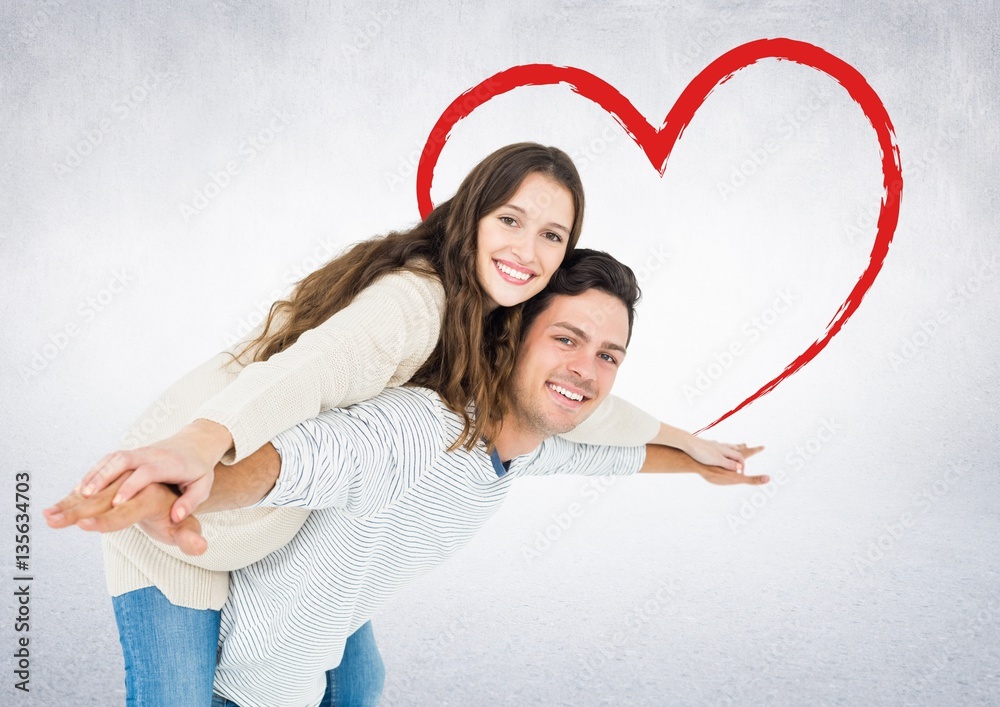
left=651, top=422, right=695, bottom=454
left=183, top=419, right=235, bottom=464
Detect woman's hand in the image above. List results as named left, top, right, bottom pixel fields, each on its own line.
left=76, top=419, right=233, bottom=523
left=44, top=473, right=208, bottom=555
left=652, top=422, right=761, bottom=472
left=692, top=443, right=767, bottom=484
left=682, top=436, right=759, bottom=472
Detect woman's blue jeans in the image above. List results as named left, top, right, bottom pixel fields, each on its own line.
left=112, top=586, right=384, bottom=706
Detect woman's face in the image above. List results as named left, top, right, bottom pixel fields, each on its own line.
left=476, top=171, right=575, bottom=311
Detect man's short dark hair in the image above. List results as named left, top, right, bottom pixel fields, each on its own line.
left=521, top=248, right=641, bottom=345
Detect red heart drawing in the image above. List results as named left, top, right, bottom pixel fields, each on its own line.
left=415, top=38, right=903, bottom=432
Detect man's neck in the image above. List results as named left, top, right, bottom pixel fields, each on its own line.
left=492, top=418, right=546, bottom=463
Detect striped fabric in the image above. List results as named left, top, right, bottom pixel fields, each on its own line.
left=213, top=386, right=645, bottom=707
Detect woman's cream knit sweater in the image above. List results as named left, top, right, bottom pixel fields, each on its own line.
left=103, top=268, right=660, bottom=610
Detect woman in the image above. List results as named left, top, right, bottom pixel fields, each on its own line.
left=61, top=142, right=747, bottom=705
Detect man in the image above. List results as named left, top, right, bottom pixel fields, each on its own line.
left=49, top=249, right=766, bottom=706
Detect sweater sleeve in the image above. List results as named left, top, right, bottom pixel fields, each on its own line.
left=191, top=269, right=446, bottom=463
left=556, top=394, right=661, bottom=447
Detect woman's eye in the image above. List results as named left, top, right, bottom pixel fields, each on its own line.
left=499, top=216, right=516, bottom=226
left=542, top=231, right=563, bottom=243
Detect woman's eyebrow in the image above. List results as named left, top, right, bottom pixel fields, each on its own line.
left=501, top=203, right=570, bottom=235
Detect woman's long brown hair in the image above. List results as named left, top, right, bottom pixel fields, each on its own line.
left=232, top=143, right=585, bottom=449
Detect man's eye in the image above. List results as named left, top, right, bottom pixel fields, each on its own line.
left=599, top=353, right=617, bottom=364
left=555, top=336, right=573, bottom=345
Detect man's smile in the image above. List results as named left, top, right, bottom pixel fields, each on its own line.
left=545, top=380, right=593, bottom=410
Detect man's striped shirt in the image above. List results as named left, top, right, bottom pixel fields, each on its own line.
left=213, top=386, right=646, bottom=707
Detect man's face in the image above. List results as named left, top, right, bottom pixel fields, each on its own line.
left=509, top=289, right=630, bottom=438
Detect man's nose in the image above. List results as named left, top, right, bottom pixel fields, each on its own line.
left=566, top=348, right=597, bottom=383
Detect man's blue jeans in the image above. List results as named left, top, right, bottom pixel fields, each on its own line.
left=112, top=586, right=384, bottom=706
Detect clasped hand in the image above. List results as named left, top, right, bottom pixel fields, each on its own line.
left=72, top=419, right=233, bottom=524
left=44, top=472, right=208, bottom=556
left=695, top=443, right=768, bottom=485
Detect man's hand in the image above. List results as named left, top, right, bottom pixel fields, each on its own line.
left=44, top=472, right=208, bottom=556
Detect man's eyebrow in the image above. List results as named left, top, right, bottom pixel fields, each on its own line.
left=551, top=322, right=627, bottom=355
left=502, top=203, right=570, bottom=235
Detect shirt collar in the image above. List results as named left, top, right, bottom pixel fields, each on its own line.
left=481, top=435, right=545, bottom=479
left=488, top=448, right=510, bottom=478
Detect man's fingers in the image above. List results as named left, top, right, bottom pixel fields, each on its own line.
left=44, top=504, right=79, bottom=529
left=171, top=517, right=208, bottom=556
left=704, top=469, right=770, bottom=486
left=77, top=485, right=170, bottom=533
left=45, top=474, right=129, bottom=529
left=81, top=452, right=135, bottom=497
left=76, top=502, right=145, bottom=533
left=43, top=491, right=86, bottom=521
left=50, top=480, right=126, bottom=526
left=171, top=476, right=212, bottom=523
left=174, top=529, right=208, bottom=556
left=54, top=497, right=112, bottom=527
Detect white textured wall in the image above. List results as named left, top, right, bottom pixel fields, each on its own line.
left=3, top=1, right=998, bottom=704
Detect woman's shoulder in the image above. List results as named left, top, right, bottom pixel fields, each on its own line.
left=370, top=259, right=446, bottom=307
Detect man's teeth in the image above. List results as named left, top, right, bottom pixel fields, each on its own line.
left=495, top=260, right=531, bottom=281
left=549, top=383, right=584, bottom=402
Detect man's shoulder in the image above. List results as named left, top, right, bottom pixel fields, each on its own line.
left=310, top=387, right=468, bottom=459
left=531, top=435, right=572, bottom=460
left=355, top=385, right=443, bottom=411
left=343, top=386, right=455, bottom=437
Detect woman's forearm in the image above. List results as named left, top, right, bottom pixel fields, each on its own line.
left=648, top=421, right=695, bottom=453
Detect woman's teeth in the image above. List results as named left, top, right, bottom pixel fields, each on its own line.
left=495, top=260, right=532, bottom=281
left=548, top=383, right=584, bottom=402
